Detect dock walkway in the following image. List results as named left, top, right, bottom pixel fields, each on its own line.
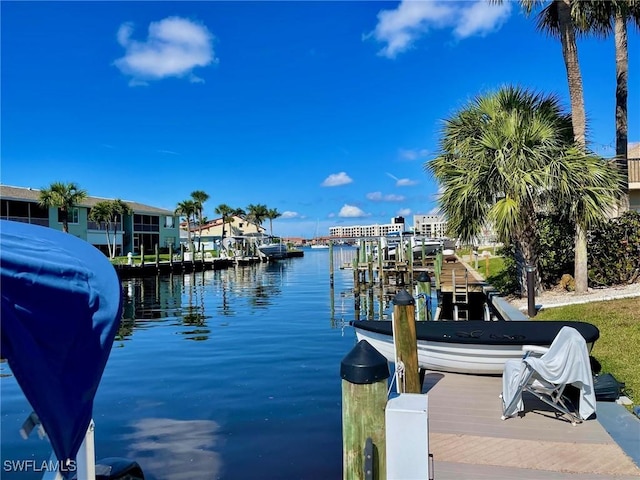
left=423, top=371, right=640, bottom=479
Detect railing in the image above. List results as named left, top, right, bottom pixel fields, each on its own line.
left=87, top=221, right=122, bottom=231
left=629, top=158, right=640, bottom=184
left=133, top=223, right=159, bottom=232
left=3, top=216, right=49, bottom=227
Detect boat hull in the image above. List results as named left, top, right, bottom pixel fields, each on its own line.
left=258, top=243, right=288, bottom=259
left=352, top=320, right=599, bottom=375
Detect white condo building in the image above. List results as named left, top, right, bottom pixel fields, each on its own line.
left=413, top=214, right=448, bottom=238
left=329, top=217, right=406, bottom=238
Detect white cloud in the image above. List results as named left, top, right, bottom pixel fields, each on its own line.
left=281, top=211, right=300, bottom=219
left=454, top=1, right=511, bottom=39
left=367, top=0, right=512, bottom=59
left=366, top=191, right=406, bottom=202
left=322, top=172, right=353, bottom=187
left=397, top=208, right=412, bottom=216
left=396, top=178, right=418, bottom=186
left=366, top=1, right=455, bottom=58
left=114, top=17, right=216, bottom=85
left=338, top=204, right=368, bottom=218
left=386, top=172, right=418, bottom=187
left=399, top=148, right=430, bottom=161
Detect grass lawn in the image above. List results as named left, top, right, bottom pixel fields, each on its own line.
left=535, top=298, right=640, bottom=405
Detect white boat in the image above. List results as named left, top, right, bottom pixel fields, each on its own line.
left=310, top=244, right=329, bottom=249
left=258, top=241, right=288, bottom=259
left=352, top=320, right=599, bottom=375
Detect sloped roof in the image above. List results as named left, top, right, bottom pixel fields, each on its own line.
left=0, top=185, right=174, bottom=215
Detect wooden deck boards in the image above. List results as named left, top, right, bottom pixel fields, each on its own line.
left=422, top=372, right=640, bottom=479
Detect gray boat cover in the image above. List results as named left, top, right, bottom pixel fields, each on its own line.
left=502, top=326, right=596, bottom=420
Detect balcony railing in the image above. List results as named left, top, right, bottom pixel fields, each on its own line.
left=87, top=221, right=122, bottom=231
left=3, top=216, right=49, bottom=227
left=629, top=158, right=640, bottom=185
left=133, top=223, right=160, bottom=232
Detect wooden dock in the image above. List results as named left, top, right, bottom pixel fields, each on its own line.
left=423, top=371, right=640, bottom=479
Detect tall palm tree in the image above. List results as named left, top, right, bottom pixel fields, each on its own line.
left=38, top=182, right=87, bottom=233
left=190, top=190, right=209, bottom=252
left=175, top=200, right=197, bottom=252
left=266, top=208, right=281, bottom=237
left=572, top=0, right=640, bottom=211
left=427, top=86, right=621, bottom=293
left=496, top=0, right=592, bottom=293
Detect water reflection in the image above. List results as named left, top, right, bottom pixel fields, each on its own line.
left=124, top=418, right=222, bottom=480
left=119, top=263, right=291, bottom=343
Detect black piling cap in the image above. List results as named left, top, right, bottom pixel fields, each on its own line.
left=340, top=340, right=390, bottom=384
left=393, top=289, right=415, bottom=306
left=417, top=271, right=431, bottom=283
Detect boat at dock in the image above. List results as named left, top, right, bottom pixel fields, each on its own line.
left=351, top=320, right=600, bottom=375
left=257, top=240, right=288, bottom=259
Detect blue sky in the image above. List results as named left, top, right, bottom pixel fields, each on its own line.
left=2, top=1, right=638, bottom=238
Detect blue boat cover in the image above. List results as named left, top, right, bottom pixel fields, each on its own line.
left=0, top=220, right=122, bottom=472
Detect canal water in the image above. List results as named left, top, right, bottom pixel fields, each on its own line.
left=1, top=247, right=386, bottom=479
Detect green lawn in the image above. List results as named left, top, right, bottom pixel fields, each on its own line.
left=535, top=298, right=639, bottom=406
left=468, top=256, right=639, bottom=406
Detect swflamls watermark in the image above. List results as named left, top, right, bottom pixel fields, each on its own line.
left=3, top=459, right=77, bottom=473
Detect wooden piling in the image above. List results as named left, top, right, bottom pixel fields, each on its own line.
left=416, top=271, right=431, bottom=321
left=169, top=243, right=174, bottom=267
left=392, top=290, right=420, bottom=393
left=140, top=245, right=145, bottom=267
left=329, top=241, right=334, bottom=287
left=341, top=340, right=389, bottom=480
left=155, top=243, right=159, bottom=268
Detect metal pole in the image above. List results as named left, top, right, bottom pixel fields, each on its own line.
left=526, top=265, right=536, bottom=317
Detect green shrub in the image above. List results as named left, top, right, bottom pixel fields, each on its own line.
left=588, top=211, right=640, bottom=286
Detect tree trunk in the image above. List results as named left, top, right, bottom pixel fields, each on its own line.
left=105, top=222, right=113, bottom=258
left=574, top=223, right=588, bottom=294
left=557, top=0, right=586, bottom=147
left=615, top=11, right=629, bottom=212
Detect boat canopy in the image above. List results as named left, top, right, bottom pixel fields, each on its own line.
left=0, top=220, right=122, bottom=470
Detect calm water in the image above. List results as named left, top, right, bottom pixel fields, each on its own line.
left=1, top=247, right=388, bottom=480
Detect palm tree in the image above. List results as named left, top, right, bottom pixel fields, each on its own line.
left=89, top=201, right=114, bottom=257
left=266, top=208, right=281, bottom=237
left=38, top=182, right=87, bottom=233
left=496, top=0, right=599, bottom=293
left=88, top=199, right=132, bottom=258
left=110, top=199, right=132, bottom=257
left=190, top=190, right=209, bottom=252
left=215, top=204, right=234, bottom=241
left=427, top=86, right=621, bottom=293
left=571, top=1, right=640, bottom=211
left=246, top=204, right=268, bottom=234
left=175, top=200, right=197, bottom=252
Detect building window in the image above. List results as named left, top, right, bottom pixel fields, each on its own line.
left=165, top=216, right=174, bottom=228
left=58, top=207, right=79, bottom=224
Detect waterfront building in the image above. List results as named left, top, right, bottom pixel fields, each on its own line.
left=413, top=214, right=447, bottom=238
left=329, top=216, right=406, bottom=238
left=0, top=185, right=179, bottom=256
left=184, top=215, right=266, bottom=250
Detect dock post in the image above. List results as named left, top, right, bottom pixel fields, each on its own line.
left=392, top=290, right=420, bottom=394
left=155, top=243, right=159, bottom=269
left=341, top=340, right=389, bottom=480
left=329, top=241, right=334, bottom=287
left=416, top=271, right=431, bottom=321
left=377, top=239, right=383, bottom=287
left=169, top=243, right=174, bottom=267
left=140, top=245, right=145, bottom=267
